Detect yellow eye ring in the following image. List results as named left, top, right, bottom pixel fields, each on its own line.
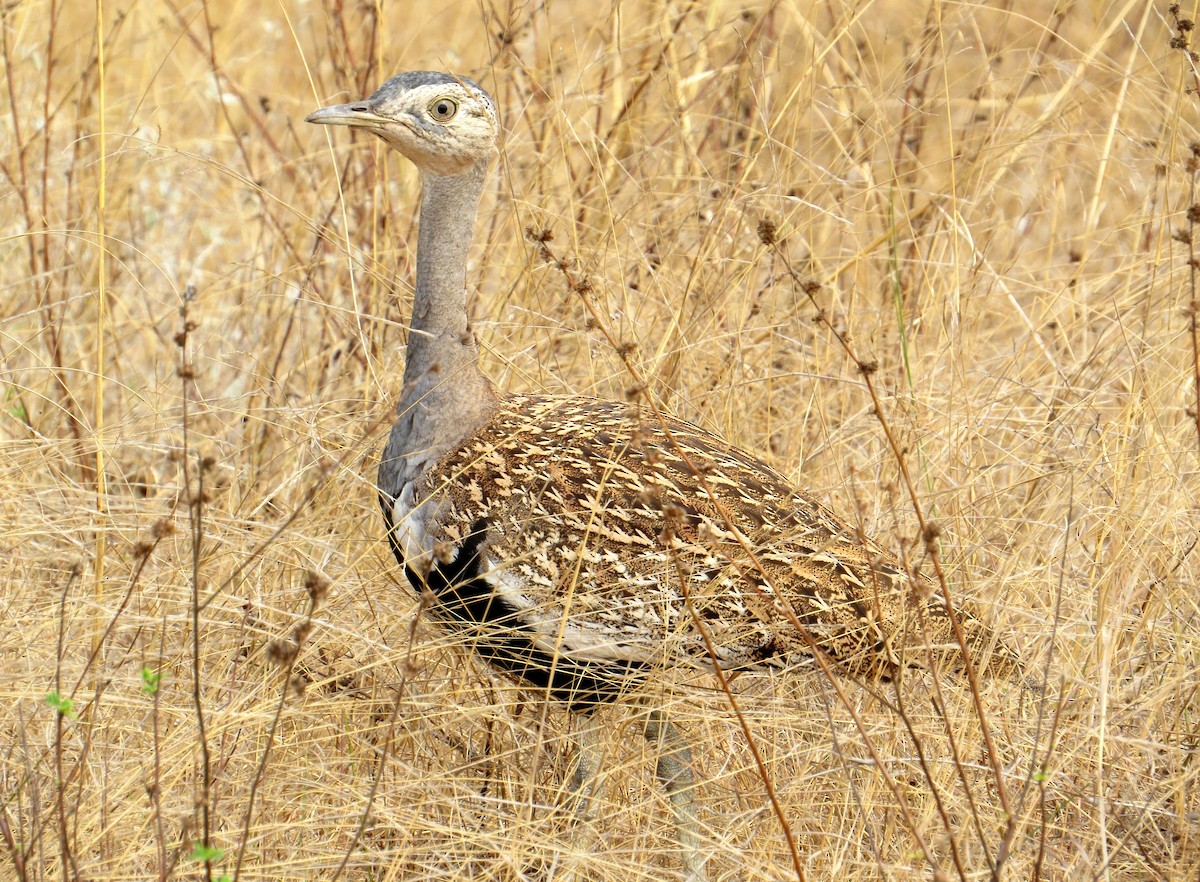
left=428, top=97, right=458, bottom=122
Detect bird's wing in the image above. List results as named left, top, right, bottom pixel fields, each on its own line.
left=416, top=393, right=1016, bottom=680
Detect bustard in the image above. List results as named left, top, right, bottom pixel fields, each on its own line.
left=307, top=70, right=1020, bottom=881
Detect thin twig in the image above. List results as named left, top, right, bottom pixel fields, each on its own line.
left=53, top=565, right=82, bottom=882
left=1168, top=5, right=1200, bottom=454
left=178, top=286, right=214, bottom=881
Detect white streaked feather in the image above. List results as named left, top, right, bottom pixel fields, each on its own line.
left=480, top=554, right=660, bottom=665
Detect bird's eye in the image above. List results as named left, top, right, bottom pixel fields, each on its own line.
left=428, top=97, right=458, bottom=122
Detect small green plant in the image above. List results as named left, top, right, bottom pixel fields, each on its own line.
left=4, top=386, right=28, bottom=426
left=45, top=691, right=75, bottom=719
left=190, top=841, right=227, bottom=880
left=140, top=667, right=163, bottom=696
left=190, top=842, right=221, bottom=862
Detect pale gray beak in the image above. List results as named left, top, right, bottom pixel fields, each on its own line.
left=305, top=102, right=386, bottom=127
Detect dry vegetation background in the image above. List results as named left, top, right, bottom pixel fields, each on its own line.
left=1, top=0, right=1198, bottom=879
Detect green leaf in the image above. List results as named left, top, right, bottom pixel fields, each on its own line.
left=190, top=842, right=223, bottom=863
left=45, top=691, right=76, bottom=719
left=3, top=387, right=29, bottom=426
left=140, top=667, right=162, bottom=695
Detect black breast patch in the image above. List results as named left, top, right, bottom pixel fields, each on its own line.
left=380, top=493, right=647, bottom=712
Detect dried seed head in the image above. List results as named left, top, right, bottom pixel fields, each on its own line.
left=132, top=517, right=176, bottom=558
left=303, top=570, right=331, bottom=606
left=151, top=519, right=176, bottom=541
left=267, top=639, right=298, bottom=668
left=757, top=217, right=778, bottom=246
left=922, top=521, right=943, bottom=553
left=638, top=487, right=661, bottom=507
left=662, top=501, right=686, bottom=524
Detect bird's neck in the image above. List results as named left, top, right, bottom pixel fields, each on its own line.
left=385, top=160, right=498, bottom=487
left=403, top=164, right=486, bottom=392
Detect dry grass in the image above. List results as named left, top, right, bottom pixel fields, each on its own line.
left=1, top=0, right=1198, bottom=879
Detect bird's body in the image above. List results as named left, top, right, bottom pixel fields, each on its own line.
left=307, top=70, right=1018, bottom=882
left=383, top=391, right=995, bottom=710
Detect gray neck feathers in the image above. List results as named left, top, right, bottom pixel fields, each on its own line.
left=380, top=158, right=498, bottom=495
left=402, top=163, right=485, bottom=395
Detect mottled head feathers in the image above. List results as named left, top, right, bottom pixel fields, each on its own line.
left=307, top=71, right=497, bottom=175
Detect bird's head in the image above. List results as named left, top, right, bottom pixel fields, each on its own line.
left=306, top=71, right=497, bottom=176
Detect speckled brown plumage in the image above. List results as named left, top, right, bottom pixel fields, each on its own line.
left=383, top=392, right=1018, bottom=711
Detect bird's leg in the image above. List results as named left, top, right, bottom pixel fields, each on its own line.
left=643, top=709, right=706, bottom=882
left=569, top=711, right=605, bottom=821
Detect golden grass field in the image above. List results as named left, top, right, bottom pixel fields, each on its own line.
left=1, top=0, right=1198, bottom=879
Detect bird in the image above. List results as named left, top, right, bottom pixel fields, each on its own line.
left=306, top=70, right=1021, bottom=882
